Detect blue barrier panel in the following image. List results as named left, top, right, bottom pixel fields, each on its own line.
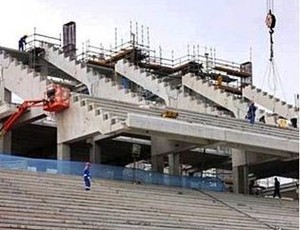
left=0, top=154, right=226, bottom=192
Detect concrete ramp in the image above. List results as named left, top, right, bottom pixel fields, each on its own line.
left=243, top=85, right=298, bottom=119
left=182, top=73, right=265, bottom=119
left=42, top=44, right=147, bottom=105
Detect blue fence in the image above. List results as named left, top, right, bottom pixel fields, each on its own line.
left=0, top=154, right=226, bottom=192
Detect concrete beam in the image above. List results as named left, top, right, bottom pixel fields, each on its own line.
left=126, top=113, right=299, bottom=154
left=151, top=137, right=198, bottom=156
left=227, top=143, right=297, bottom=158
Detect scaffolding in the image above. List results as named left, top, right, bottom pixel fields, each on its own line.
left=25, top=23, right=253, bottom=97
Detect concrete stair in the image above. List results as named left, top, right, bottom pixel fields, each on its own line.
left=209, top=190, right=299, bottom=230
left=42, top=43, right=147, bottom=105
left=0, top=51, right=50, bottom=122
left=115, top=59, right=220, bottom=115
left=182, top=73, right=265, bottom=119
left=0, top=168, right=298, bottom=229
left=71, top=94, right=299, bottom=142
left=56, top=94, right=125, bottom=143
left=115, top=59, right=179, bottom=104
left=243, top=85, right=299, bottom=120
left=0, top=51, right=49, bottom=101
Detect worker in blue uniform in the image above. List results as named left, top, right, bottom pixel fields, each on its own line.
left=246, top=101, right=257, bottom=124
left=18, top=35, right=28, bottom=51
left=83, top=162, right=91, bottom=190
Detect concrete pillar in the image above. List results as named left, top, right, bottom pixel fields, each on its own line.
left=0, top=131, right=12, bottom=154
left=57, top=143, right=71, bottom=160
left=232, top=149, right=248, bottom=194
left=151, top=137, right=164, bottom=173
left=56, top=143, right=71, bottom=175
left=168, top=153, right=180, bottom=176
left=151, top=136, right=193, bottom=174
left=0, top=88, right=13, bottom=154
left=232, top=165, right=249, bottom=194
left=232, top=149, right=274, bottom=194
left=0, top=68, right=4, bottom=104
left=89, top=141, right=101, bottom=164
left=40, top=59, right=48, bottom=76
left=151, top=155, right=164, bottom=173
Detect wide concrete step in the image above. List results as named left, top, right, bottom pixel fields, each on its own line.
left=0, top=168, right=285, bottom=230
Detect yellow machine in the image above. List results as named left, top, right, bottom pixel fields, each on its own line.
left=161, top=110, right=178, bottom=119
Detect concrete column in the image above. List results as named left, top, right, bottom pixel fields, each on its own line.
left=151, top=136, right=193, bottom=174
left=0, top=131, right=12, bottom=154
left=168, top=153, right=180, bottom=176
left=232, top=165, right=249, bottom=194
left=40, top=59, right=48, bottom=76
left=232, top=149, right=273, bottom=194
left=151, top=137, right=164, bottom=173
left=57, top=143, right=71, bottom=160
left=232, top=149, right=248, bottom=194
left=89, top=141, right=101, bottom=164
left=0, top=68, right=4, bottom=104
left=56, top=143, right=71, bottom=175
left=151, top=155, right=164, bottom=173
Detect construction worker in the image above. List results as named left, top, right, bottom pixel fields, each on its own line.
left=18, top=35, right=28, bottom=51
left=273, top=177, right=281, bottom=199
left=246, top=101, right=257, bottom=124
left=83, top=162, right=91, bottom=190
left=217, top=75, right=222, bottom=89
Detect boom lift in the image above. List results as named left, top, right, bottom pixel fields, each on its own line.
left=0, top=84, right=70, bottom=135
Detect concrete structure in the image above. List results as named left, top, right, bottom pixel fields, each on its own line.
left=115, top=59, right=220, bottom=114
left=0, top=168, right=298, bottom=229
left=0, top=27, right=298, bottom=197
left=243, top=85, right=299, bottom=119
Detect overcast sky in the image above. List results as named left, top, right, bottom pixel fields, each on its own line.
left=0, top=0, right=298, bottom=104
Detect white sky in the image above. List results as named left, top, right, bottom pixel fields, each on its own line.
left=0, top=0, right=299, bottom=104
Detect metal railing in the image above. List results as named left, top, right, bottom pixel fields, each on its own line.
left=26, top=28, right=61, bottom=51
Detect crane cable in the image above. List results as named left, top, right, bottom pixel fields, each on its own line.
left=261, top=0, right=287, bottom=113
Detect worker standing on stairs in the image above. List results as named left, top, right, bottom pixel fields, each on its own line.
left=18, top=35, right=28, bottom=51
left=83, top=162, right=91, bottom=190
left=273, top=177, right=281, bottom=199
left=217, top=75, right=222, bottom=89
left=246, top=101, right=257, bottom=124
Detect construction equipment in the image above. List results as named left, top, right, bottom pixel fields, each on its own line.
left=161, top=110, right=178, bottom=119
left=0, top=84, right=70, bottom=135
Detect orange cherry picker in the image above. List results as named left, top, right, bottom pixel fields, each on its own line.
left=0, top=84, right=70, bottom=135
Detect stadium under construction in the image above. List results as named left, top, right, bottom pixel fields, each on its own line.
left=0, top=21, right=298, bottom=197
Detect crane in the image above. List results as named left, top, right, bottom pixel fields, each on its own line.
left=0, top=84, right=70, bottom=136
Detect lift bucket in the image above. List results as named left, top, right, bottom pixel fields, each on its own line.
left=43, top=84, right=70, bottom=112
